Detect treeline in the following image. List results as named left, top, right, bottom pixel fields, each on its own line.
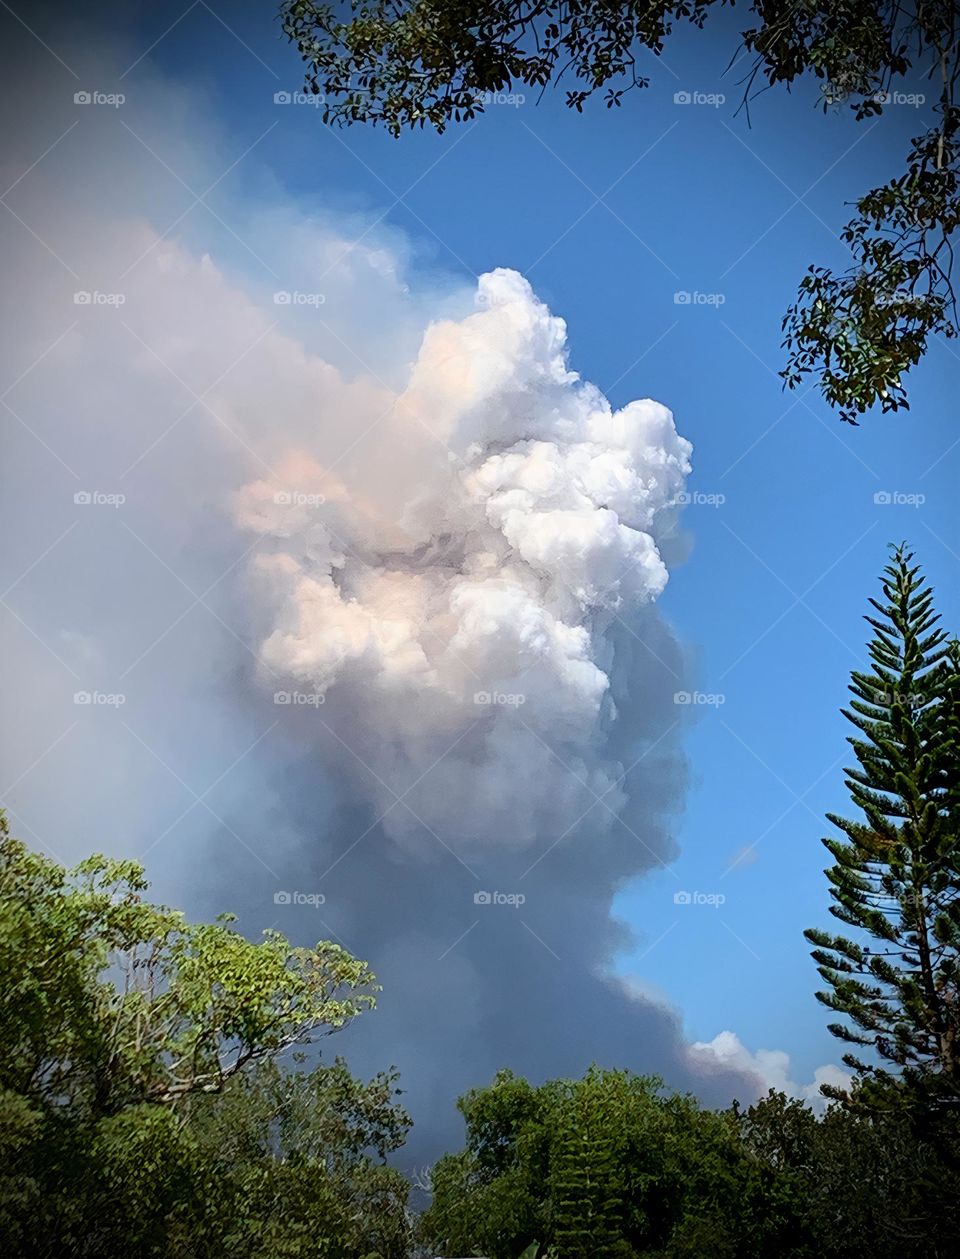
left=1, top=546, right=958, bottom=1258
left=421, top=1067, right=959, bottom=1258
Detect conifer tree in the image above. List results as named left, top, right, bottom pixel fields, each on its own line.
left=805, top=544, right=960, bottom=1111
left=549, top=1078, right=628, bottom=1259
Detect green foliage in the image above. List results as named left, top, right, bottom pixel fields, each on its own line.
left=804, top=545, right=960, bottom=1111
left=280, top=0, right=714, bottom=130
left=423, top=1068, right=960, bottom=1258
left=0, top=821, right=376, bottom=1114
left=281, top=1, right=960, bottom=425
left=737, top=1088, right=960, bottom=1258
left=782, top=107, right=959, bottom=423
left=418, top=1066, right=790, bottom=1259
left=0, top=819, right=410, bottom=1257
left=183, top=1058, right=412, bottom=1259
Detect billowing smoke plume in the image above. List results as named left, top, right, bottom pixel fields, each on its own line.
left=235, top=268, right=691, bottom=851
left=0, top=29, right=827, bottom=1162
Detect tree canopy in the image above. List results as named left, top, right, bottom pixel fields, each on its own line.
left=0, top=818, right=410, bottom=1257
left=419, top=1065, right=960, bottom=1258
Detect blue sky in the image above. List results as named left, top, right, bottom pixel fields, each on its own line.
left=10, top=1, right=960, bottom=1094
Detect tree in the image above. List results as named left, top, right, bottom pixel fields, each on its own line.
left=548, top=1074, right=632, bottom=1258
left=804, top=544, right=960, bottom=1113
left=0, top=816, right=376, bottom=1116
left=185, top=1058, right=413, bottom=1259
left=280, top=1, right=960, bottom=425
left=737, top=1088, right=960, bottom=1258
left=0, top=817, right=410, bottom=1257
left=423, top=1066, right=960, bottom=1259
left=418, top=1066, right=787, bottom=1259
